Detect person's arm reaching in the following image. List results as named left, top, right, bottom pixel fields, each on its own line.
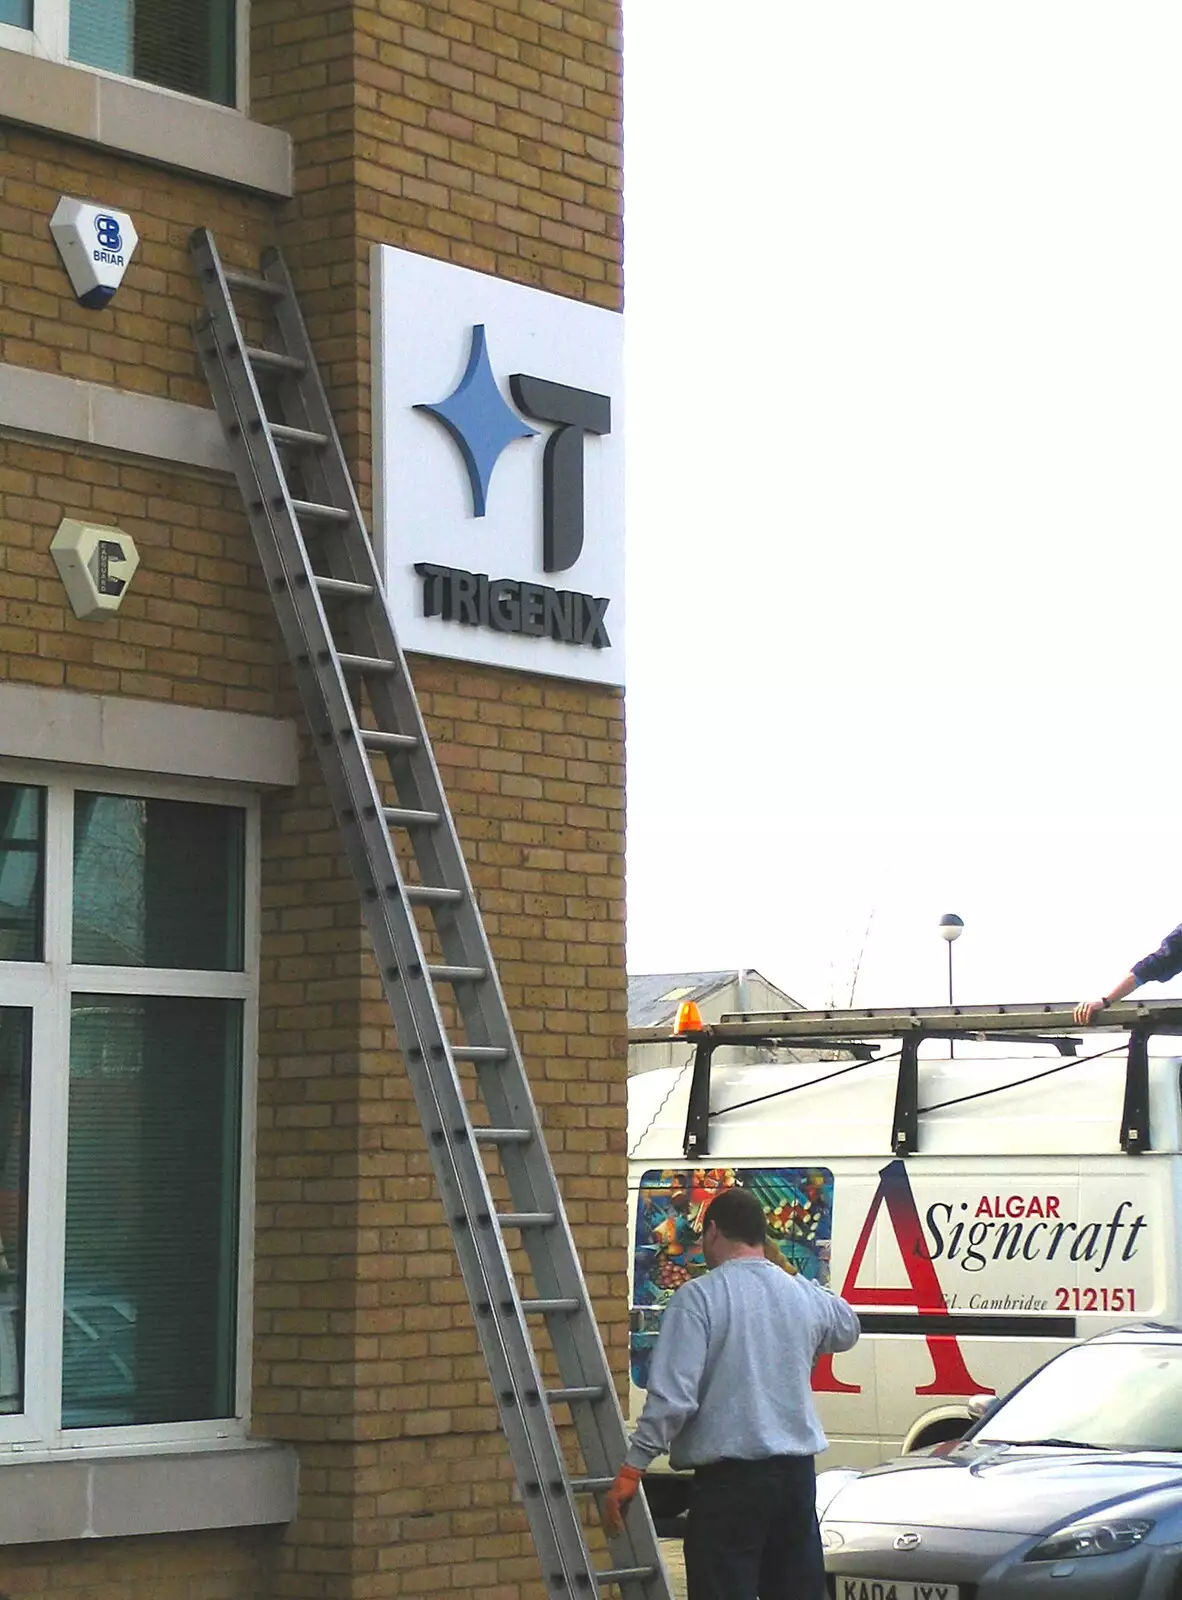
left=1075, top=922, right=1182, bottom=1025
left=624, top=1288, right=709, bottom=1467
left=604, top=1286, right=709, bottom=1536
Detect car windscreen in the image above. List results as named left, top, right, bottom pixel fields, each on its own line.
left=977, top=1342, right=1182, bottom=1453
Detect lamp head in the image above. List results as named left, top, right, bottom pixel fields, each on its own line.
left=938, top=913, right=964, bottom=943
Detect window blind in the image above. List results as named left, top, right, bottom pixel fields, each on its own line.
left=70, top=0, right=235, bottom=106
left=64, top=994, right=241, bottom=1427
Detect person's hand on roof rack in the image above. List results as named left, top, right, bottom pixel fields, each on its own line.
left=1075, top=975, right=1136, bottom=1025
left=1074, top=920, right=1182, bottom=1024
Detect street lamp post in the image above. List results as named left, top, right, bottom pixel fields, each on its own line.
left=939, top=913, right=964, bottom=1056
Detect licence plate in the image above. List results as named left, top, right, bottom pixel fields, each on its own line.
left=836, top=1582, right=959, bottom=1600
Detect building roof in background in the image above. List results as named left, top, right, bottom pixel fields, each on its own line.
left=627, top=969, right=799, bottom=1029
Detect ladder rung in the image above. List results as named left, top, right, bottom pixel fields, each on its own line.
left=428, top=963, right=485, bottom=983
left=360, top=728, right=417, bottom=751
left=597, top=1568, right=657, bottom=1585
left=569, top=1476, right=614, bottom=1494
left=451, top=1045, right=509, bottom=1063
left=473, top=1127, right=532, bottom=1144
left=290, top=497, right=351, bottom=523
left=406, top=884, right=464, bottom=905
left=223, top=268, right=285, bottom=299
left=270, top=422, right=328, bottom=449
left=384, top=806, right=440, bottom=828
left=339, top=653, right=399, bottom=675
left=520, top=1297, right=580, bottom=1313
left=498, top=1212, right=556, bottom=1229
left=546, top=1386, right=605, bottom=1404
left=314, top=575, right=375, bottom=600
left=245, top=344, right=305, bottom=374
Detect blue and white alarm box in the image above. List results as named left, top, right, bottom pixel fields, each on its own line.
left=49, top=197, right=139, bottom=310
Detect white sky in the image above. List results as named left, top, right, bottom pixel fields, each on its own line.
left=622, top=3, right=1182, bottom=1009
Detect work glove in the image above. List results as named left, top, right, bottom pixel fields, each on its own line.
left=603, top=1463, right=645, bottom=1536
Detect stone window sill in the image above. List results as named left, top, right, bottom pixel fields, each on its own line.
left=0, top=50, right=291, bottom=198
left=0, top=1441, right=298, bottom=1544
left=0, top=683, right=299, bottom=789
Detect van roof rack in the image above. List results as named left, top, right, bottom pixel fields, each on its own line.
left=629, top=997, right=1182, bottom=1044
left=626, top=999, right=1182, bottom=1161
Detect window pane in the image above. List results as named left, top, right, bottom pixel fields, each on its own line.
left=69, top=0, right=235, bottom=106
left=64, top=995, right=241, bottom=1427
left=73, top=794, right=244, bottom=970
left=0, top=0, right=32, bottom=27
left=0, top=784, right=44, bottom=963
left=69, top=0, right=132, bottom=73
left=0, top=1011, right=30, bottom=1417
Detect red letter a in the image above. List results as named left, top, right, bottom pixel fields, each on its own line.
left=813, top=1161, right=994, bottom=1397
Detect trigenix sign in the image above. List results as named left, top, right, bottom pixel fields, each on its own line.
left=373, top=246, right=624, bottom=686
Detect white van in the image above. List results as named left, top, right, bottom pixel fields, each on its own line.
left=626, top=1001, right=1182, bottom=1529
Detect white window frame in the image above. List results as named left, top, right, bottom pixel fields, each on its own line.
left=0, top=0, right=247, bottom=112
left=0, top=758, right=258, bottom=1456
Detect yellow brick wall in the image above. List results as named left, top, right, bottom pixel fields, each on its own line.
left=0, top=2, right=623, bottom=1596
left=0, top=1530, right=274, bottom=1599
left=349, top=0, right=623, bottom=304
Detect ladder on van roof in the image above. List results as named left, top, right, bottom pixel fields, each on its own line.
left=189, top=230, right=669, bottom=1600
left=627, top=998, right=1182, bottom=1162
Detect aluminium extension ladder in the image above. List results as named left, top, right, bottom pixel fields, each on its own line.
left=189, top=229, right=669, bottom=1600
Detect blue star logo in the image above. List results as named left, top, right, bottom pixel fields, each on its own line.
left=415, top=325, right=536, bottom=517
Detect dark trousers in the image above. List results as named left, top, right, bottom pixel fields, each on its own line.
left=683, top=1455, right=825, bottom=1600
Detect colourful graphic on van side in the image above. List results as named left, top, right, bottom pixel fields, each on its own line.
left=630, top=1166, right=834, bottom=1389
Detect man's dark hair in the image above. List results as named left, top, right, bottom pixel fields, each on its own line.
left=702, top=1186, right=766, bottom=1246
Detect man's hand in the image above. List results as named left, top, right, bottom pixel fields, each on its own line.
left=1075, top=975, right=1136, bottom=1025
left=603, top=1464, right=644, bottom=1536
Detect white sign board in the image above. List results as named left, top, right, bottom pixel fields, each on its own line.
left=373, top=246, right=624, bottom=686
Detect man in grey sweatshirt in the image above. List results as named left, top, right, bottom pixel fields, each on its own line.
left=604, top=1184, right=860, bottom=1600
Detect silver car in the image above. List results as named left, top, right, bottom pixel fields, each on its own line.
left=818, top=1324, right=1182, bottom=1599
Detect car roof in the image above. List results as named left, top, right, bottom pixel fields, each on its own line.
left=1082, top=1321, right=1182, bottom=1346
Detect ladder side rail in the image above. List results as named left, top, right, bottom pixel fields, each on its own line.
left=190, top=249, right=598, bottom=1596
left=259, top=245, right=378, bottom=571
left=472, top=1066, right=653, bottom=1503
left=257, top=244, right=651, bottom=1470
left=361, top=661, right=664, bottom=1568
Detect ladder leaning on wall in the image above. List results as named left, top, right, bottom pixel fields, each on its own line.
left=188, top=229, right=670, bottom=1600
